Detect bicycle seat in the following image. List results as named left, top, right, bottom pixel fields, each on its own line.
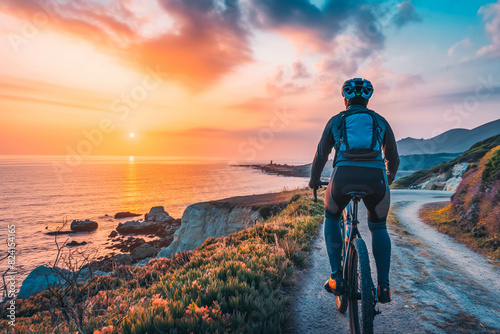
left=346, top=191, right=369, bottom=199
left=343, top=185, right=373, bottom=199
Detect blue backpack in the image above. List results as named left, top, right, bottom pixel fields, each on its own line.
left=335, top=110, right=383, bottom=162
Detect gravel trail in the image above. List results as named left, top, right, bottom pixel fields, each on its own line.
left=287, top=190, right=500, bottom=334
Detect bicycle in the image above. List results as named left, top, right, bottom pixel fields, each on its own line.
left=314, top=182, right=379, bottom=334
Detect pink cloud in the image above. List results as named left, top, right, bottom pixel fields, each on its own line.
left=0, top=0, right=253, bottom=90
left=292, top=60, right=311, bottom=79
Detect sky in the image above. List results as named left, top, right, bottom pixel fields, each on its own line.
left=0, top=0, right=499, bottom=162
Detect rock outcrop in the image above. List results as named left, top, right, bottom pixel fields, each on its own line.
left=114, top=211, right=141, bottom=219
left=445, top=163, right=469, bottom=191
left=70, top=219, right=98, bottom=232
left=157, top=191, right=295, bottom=259
left=145, top=206, right=174, bottom=223
left=116, top=220, right=159, bottom=235
left=131, top=243, right=160, bottom=261
left=115, top=207, right=179, bottom=236
left=116, top=219, right=179, bottom=236
left=416, top=162, right=469, bottom=191
left=66, top=240, right=88, bottom=247
left=157, top=204, right=255, bottom=258
left=18, top=266, right=68, bottom=299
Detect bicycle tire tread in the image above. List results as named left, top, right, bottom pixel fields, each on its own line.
left=353, top=238, right=374, bottom=334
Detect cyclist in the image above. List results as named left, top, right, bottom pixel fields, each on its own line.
left=309, top=78, right=399, bottom=303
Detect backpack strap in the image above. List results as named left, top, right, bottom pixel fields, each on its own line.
left=366, top=110, right=383, bottom=149
left=340, top=112, right=350, bottom=150
left=333, top=111, right=347, bottom=166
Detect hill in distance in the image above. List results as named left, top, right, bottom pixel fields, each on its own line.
left=393, top=134, right=500, bottom=189
left=397, top=118, right=500, bottom=155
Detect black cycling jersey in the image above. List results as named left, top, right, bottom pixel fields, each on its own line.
left=310, top=105, right=400, bottom=185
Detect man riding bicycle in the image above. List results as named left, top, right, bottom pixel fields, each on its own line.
left=309, top=78, right=399, bottom=304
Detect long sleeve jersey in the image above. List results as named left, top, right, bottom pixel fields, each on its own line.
left=310, top=104, right=400, bottom=184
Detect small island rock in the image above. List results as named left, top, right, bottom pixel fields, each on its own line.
left=71, top=219, right=98, bottom=232
left=114, top=211, right=141, bottom=219
left=67, top=240, right=88, bottom=247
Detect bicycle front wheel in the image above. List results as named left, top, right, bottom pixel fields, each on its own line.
left=347, top=238, right=374, bottom=334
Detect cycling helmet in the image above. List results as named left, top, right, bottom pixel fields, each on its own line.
left=341, top=78, right=374, bottom=100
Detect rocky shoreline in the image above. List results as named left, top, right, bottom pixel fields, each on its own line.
left=19, top=190, right=302, bottom=299
left=20, top=206, right=182, bottom=299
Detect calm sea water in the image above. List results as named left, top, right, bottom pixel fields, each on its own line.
left=0, top=156, right=309, bottom=290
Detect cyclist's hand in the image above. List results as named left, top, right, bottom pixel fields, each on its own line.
left=387, top=173, right=396, bottom=185
left=309, top=179, right=320, bottom=189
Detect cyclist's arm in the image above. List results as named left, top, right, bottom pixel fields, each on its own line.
left=310, top=118, right=335, bottom=188
left=383, top=122, right=400, bottom=185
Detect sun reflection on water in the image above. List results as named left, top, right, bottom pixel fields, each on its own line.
left=124, top=158, right=141, bottom=212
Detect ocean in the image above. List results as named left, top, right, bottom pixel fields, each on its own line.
left=0, top=156, right=309, bottom=290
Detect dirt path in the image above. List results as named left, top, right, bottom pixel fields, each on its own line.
left=287, top=190, right=500, bottom=333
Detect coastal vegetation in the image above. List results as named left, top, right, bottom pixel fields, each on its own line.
left=1, top=190, right=324, bottom=333
left=419, top=145, right=500, bottom=261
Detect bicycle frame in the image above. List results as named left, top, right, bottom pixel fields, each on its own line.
left=314, top=183, right=379, bottom=333
left=342, top=197, right=363, bottom=285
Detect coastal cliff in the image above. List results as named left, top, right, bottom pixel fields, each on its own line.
left=157, top=191, right=298, bottom=258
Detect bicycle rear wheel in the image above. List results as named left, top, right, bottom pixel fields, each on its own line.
left=347, top=238, right=374, bottom=334
left=336, top=216, right=348, bottom=313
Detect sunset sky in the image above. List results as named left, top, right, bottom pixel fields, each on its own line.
left=1, top=0, right=499, bottom=161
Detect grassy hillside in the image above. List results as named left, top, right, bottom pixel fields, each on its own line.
left=1, top=190, right=324, bottom=333
left=393, top=134, right=500, bottom=189
left=419, top=146, right=500, bottom=260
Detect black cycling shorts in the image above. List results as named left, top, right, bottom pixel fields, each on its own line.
left=325, top=166, right=390, bottom=223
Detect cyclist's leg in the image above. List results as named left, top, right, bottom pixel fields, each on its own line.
left=324, top=167, right=350, bottom=276
left=362, top=170, right=391, bottom=286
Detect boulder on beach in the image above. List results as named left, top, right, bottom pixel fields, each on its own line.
left=131, top=243, right=160, bottom=261
left=71, top=219, right=98, bottom=232
left=18, top=265, right=69, bottom=299
left=108, top=230, right=118, bottom=238
left=114, top=211, right=141, bottom=219
left=145, top=206, right=174, bottom=223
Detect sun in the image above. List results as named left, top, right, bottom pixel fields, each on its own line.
left=129, top=133, right=135, bottom=138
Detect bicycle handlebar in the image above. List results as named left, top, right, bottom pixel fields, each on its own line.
left=313, top=181, right=329, bottom=202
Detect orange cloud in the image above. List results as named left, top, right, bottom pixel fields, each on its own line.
left=0, top=0, right=253, bottom=90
